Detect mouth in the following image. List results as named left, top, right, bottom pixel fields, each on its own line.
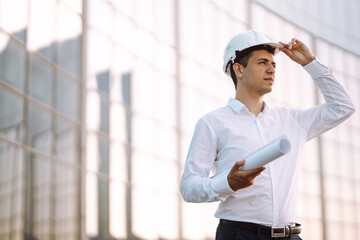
left=264, top=77, right=274, bottom=83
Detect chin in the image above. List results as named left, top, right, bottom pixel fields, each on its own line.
left=260, top=88, right=272, bottom=95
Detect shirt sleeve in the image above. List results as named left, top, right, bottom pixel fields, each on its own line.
left=294, top=58, right=355, bottom=140
left=179, top=117, right=235, bottom=203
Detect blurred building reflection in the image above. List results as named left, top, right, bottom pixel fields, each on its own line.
left=0, top=0, right=359, bottom=240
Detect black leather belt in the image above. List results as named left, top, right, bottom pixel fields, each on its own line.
left=220, top=219, right=301, bottom=238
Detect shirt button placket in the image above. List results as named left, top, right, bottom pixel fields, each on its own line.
left=256, top=115, right=277, bottom=225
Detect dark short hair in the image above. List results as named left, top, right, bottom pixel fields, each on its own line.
left=229, top=44, right=275, bottom=88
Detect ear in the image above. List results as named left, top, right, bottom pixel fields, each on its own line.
left=233, top=63, right=243, bottom=79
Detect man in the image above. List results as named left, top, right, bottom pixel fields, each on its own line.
left=179, top=29, right=355, bottom=239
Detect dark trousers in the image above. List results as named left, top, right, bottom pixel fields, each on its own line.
left=215, top=221, right=303, bottom=240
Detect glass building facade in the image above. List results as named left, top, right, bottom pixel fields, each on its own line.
left=0, top=0, right=359, bottom=240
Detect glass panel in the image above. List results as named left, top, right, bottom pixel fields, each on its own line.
left=96, top=71, right=110, bottom=95
left=86, top=29, right=112, bottom=77
left=132, top=187, right=156, bottom=239
left=109, top=142, right=127, bottom=181
left=88, top=0, right=114, bottom=36
left=28, top=104, right=52, bottom=154
left=98, top=177, right=109, bottom=239
left=121, top=72, right=131, bottom=106
left=57, top=2, right=82, bottom=77
left=85, top=173, right=110, bottom=240
left=153, top=0, right=174, bottom=44
left=28, top=0, right=56, bottom=59
left=53, top=162, right=80, bottom=240
left=109, top=180, right=127, bottom=239
left=0, top=142, right=24, bottom=239
left=86, top=134, right=109, bottom=174
left=25, top=155, right=52, bottom=240
left=0, top=0, right=28, bottom=42
left=100, top=98, right=109, bottom=134
left=60, top=0, right=82, bottom=14
left=0, top=88, right=24, bottom=142
left=109, top=103, right=127, bottom=143
left=29, top=54, right=54, bottom=106
left=56, top=72, right=80, bottom=121
left=0, top=32, right=26, bottom=92
left=56, top=119, right=80, bottom=166
left=86, top=173, right=98, bottom=237
left=98, top=139, right=109, bottom=174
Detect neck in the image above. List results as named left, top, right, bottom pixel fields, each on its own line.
left=235, top=92, right=264, bottom=116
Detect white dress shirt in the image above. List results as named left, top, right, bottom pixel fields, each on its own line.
left=179, top=58, right=355, bottom=227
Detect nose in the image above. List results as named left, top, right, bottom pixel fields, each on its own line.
left=267, top=64, right=276, bottom=74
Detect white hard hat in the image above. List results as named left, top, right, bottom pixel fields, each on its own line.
left=223, top=29, right=282, bottom=76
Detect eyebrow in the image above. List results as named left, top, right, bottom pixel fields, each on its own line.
left=257, top=58, right=276, bottom=66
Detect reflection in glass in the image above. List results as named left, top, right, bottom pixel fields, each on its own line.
left=85, top=174, right=111, bottom=240
left=109, top=180, right=127, bottom=239
left=86, top=173, right=98, bottom=237
left=53, top=162, right=80, bottom=240
left=97, top=71, right=110, bottom=95
left=86, top=134, right=109, bottom=174
left=95, top=71, right=110, bottom=133
left=25, top=155, right=52, bottom=240
left=28, top=0, right=56, bottom=59
left=0, top=142, right=24, bottom=240
left=0, top=33, right=26, bottom=92
left=56, top=119, right=80, bottom=166
left=100, top=98, right=109, bottom=134
left=0, top=88, right=24, bottom=142
left=58, top=2, right=81, bottom=77
left=28, top=104, right=52, bottom=154
left=25, top=155, right=79, bottom=240
left=0, top=0, right=28, bottom=42
left=56, top=72, right=80, bottom=121
left=98, top=139, right=109, bottom=174
left=29, top=54, right=54, bottom=106
left=98, top=177, right=109, bottom=239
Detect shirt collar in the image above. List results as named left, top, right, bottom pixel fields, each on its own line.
left=227, top=97, right=269, bottom=115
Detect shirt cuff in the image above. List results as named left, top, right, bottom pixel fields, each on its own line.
left=302, top=57, right=330, bottom=79
left=213, top=172, right=236, bottom=199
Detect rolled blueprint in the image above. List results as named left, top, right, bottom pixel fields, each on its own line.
left=242, top=135, right=291, bottom=171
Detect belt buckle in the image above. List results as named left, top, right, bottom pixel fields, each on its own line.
left=271, top=226, right=286, bottom=238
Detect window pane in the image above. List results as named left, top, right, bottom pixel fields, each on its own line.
left=56, top=73, right=80, bottom=121
left=28, top=104, right=52, bottom=154
left=25, top=155, right=52, bottom=240
left=86, top=90, right=109, bottom=134
left=60, top=0, right=82, bottom=14
left=99, top=98, right=109, bottom=134
left=57, top=3, right=82, bottom=77
left=85, top=173, right=110, bottom=239
left=109, top=180, right=127, bottom=239
left=54, top=162, right=80, bottom=240
left=0, top=142, right=24, bottom=239
left=0, top=88, right=24, bottom=142
left=86, top=173, right=98, bottom=237
left=0, top=0, right=28, bottom=42
left=0, top=33, right=26, bottom=92
left=56, top=119, right=80, bottom=166
left=29, top=55, right=54, bottom=106
left=28, top=0, right=56, bottom=59
left=86, top=134, right=109, bottom=174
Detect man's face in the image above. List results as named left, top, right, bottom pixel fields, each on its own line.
left=238, top=49, right=276, bottom=96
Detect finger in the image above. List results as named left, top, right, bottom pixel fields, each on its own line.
left=241, top=166, right=266, bottom=177
left=292, top=38, right=302, bottom=44
left=231, top=160, right=245, bottom=171
left=279, top=41, right=290, bottom=49
left=279, top=48, right=294, bottom=58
